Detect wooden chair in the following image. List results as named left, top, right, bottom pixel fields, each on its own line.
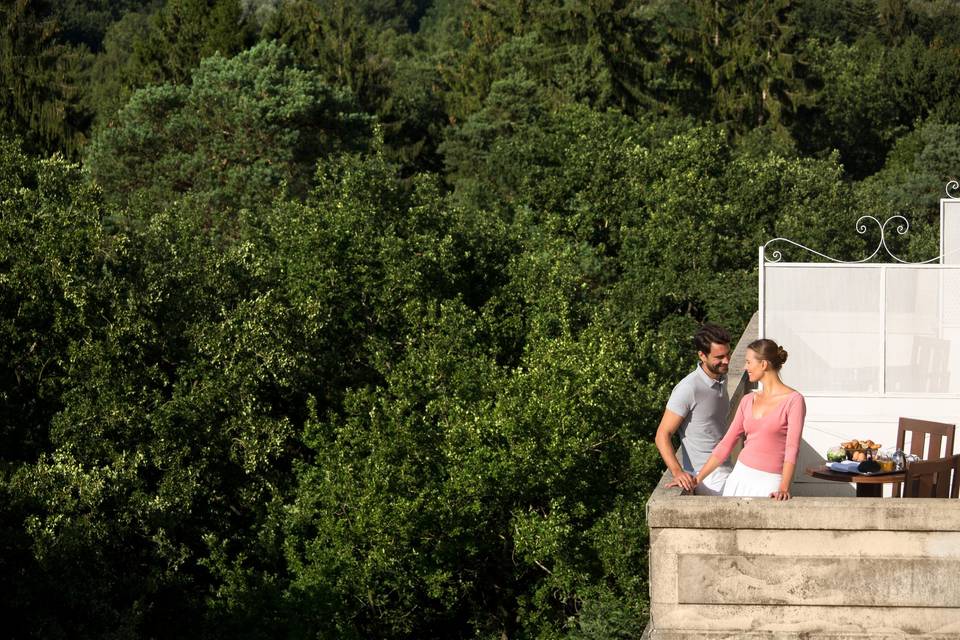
left=893, top=418, right=956, bottom=497
left=902, top=454, right=960, bottom=498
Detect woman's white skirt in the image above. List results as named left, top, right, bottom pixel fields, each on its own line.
left=722, top=461, right=782, bottom=497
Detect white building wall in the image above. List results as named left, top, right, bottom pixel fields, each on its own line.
left=792, top=395, right=960, bottom=496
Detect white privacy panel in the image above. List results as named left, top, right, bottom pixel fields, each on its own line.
left=944, top=199, right=960, bottom=264
left=944, top=200, right=960, bottom=323
left=886, top=269, right=954, bottom=393
left=764, top=265, right=882, bottom=394
left=761, top=201, right=960, bottom=496
left=763, top=264, right=960, bottom=396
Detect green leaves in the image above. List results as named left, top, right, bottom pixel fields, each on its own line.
left=11, top=1, right=960, bottom=637
left=285, top=301, right=650, bottom=638
left=0, top=140, right=108, bottom=463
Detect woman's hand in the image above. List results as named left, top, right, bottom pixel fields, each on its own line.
left=772, top=462, right=796, bottom=501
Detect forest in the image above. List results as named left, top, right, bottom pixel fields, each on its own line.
left=2, top=0, right=960, bottom=638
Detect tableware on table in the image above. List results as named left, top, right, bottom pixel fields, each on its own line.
left=876, top=449, right=894, bottom=472
left=893, top=449, right=906, bottom=471
left=827, top=460, right=861, bottom=473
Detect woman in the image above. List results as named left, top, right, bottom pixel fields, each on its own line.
left=696, top=338, right=805, bottom=500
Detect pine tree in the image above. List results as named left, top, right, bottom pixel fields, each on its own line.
left=126, top=0, right=255, bottom=86
left=677, top=0, right=810, bottom=135
left=263, top=0, right=393, bottom=111
left=0, top=0, right=90, bottom=156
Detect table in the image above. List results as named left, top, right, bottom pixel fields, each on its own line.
left=805, top=466, right=905, bottom=497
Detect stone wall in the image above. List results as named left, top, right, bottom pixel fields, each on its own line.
left=643, top=471, right=960, bottom=639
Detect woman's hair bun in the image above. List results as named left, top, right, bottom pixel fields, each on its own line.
left=776, top=346, right=788, bottom=367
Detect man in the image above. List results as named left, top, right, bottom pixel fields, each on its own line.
left=656, top=323, right=733, bottom=495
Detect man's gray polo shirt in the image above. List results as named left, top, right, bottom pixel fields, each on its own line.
left=667, top=364, right=732, bottom=474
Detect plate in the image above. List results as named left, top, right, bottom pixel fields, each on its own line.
left=826, top=461, right=900, bottom=476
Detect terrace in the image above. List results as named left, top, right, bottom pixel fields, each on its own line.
left=642, top=187, right=960, bottom=639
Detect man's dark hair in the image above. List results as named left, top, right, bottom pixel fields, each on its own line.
left=694, top=323, right=731, bottom=355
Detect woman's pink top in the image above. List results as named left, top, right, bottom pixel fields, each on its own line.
left=712, top=391, right=806, bottom=475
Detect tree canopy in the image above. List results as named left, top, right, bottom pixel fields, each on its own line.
left=3, top=1, right=960, bottom=638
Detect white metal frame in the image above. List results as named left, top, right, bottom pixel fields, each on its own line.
left=761, top=262, right=960, bottom=396
left=758, top=184, right=960, bottom=398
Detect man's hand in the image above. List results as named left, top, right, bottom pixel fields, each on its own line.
left=666, top=470, right=698, bottom=492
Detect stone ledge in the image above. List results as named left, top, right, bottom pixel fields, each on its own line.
left=647, top=470, right=960, bottom=531
left=644, top=631, right=960, bottom=640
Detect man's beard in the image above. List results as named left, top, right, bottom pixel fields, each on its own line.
left=705, top=361, right=728, bottom=376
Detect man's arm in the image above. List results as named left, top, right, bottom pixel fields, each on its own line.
left=655, top=409, right=697, bottom=492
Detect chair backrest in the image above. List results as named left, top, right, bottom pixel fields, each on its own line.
left=893, top=418, right=956, bottom=497
left=902, top=454, right=960, bottom=498
left=896, top=417, right=956, bottom=459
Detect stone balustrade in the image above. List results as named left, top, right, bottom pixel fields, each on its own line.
left=642, top=471, right=960, bottom=639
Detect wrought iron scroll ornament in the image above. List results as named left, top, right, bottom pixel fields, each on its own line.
left=761, top=215, right=937, bottom=264
left=947, top=180, right=960, bottom=199
left=763, top=180, right=960, bottom=264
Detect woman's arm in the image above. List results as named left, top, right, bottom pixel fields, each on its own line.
left=697, top=396, right=748, bottom=487
left=695, top=453, right=726, bottom=486
left=772, top=394, right=806, bottom=500
left=771, top=461, right=796, bottom=500
left=710, top=394, right=749, bottom=464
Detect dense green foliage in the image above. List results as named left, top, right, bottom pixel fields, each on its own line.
left=4, top=1, right=960, bottom=638
left=86, top=41, right=371, bottom=218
